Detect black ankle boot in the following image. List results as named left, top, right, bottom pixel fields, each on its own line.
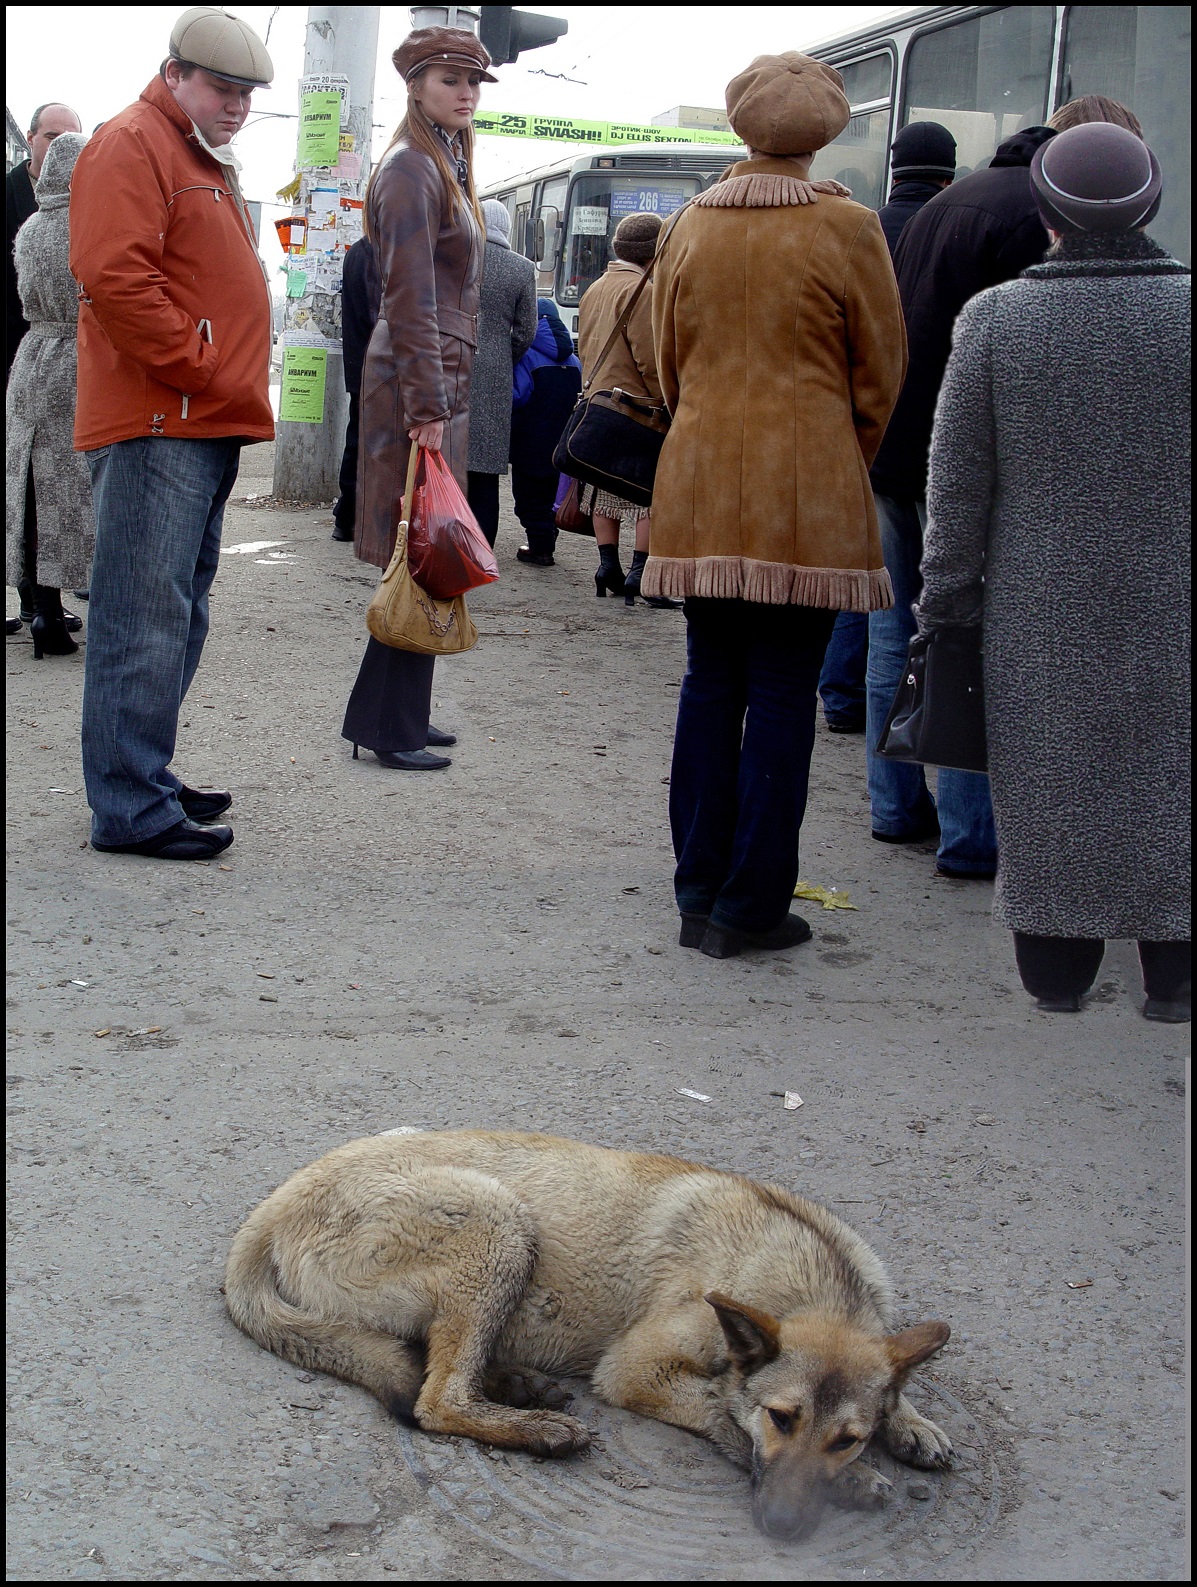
left=595, top=544, right=625, bottom=598
left=31, top=613, right=79, bottom=659
left=624, top=551, right=681, bottom=608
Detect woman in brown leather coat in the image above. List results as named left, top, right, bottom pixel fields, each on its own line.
left=341, top=26, right=493, bottom=771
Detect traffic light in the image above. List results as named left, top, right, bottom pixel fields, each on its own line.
left=479, top=6, right=568, bottom=65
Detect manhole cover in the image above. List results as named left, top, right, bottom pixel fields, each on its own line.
left=397, top=1372, right=1011, bottom=1580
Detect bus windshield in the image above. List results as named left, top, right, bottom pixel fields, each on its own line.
left=558, top=173, right=699, bottom=306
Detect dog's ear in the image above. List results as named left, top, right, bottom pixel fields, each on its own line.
left=706, top=1292, right=781, bottom=1373
left=885, top=1320, right=950, bottom=1380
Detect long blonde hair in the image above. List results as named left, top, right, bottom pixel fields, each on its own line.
left=365, top=89, right=484, bottom=238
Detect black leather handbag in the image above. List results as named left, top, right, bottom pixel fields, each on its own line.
left=877, top=625, right=988, bottom=774
left=552, top=216, right=686, bottom=507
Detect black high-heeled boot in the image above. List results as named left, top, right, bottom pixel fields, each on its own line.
left=623, top=550, right=682, bottom=609
left=30, top=589, right=78, bottom=659
left=594, top=543, right=625, bottom=598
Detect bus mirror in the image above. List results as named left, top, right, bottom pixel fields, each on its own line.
left=536, top=204, right=561, bottom=267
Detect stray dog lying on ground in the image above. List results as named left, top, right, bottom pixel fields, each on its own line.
left=226, top=1129, right=953, bottom=1540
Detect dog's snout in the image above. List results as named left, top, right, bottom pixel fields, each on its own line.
left=752, top=1485, right=825, bottom=1542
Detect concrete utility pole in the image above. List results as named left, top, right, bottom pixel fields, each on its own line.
left=273, top=6, right=380, bottom=502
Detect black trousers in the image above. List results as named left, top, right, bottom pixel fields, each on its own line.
left=332, top=392, right=361, bottom=536
left=466, top=471, right=500, bottom=549
left=511, top=469, right=560, bottom=557
left=341, top=638, right=435, bottom=753
left=1013, top=934, right=1191, bottom=1001
left=20, top=464, right=62, bottom=618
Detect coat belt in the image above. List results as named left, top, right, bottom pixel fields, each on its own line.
left=26, top=321, right=78, bottom=338
left=437, top=304, right=478, bottom=348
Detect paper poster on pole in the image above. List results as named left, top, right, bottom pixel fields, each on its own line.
left=279, top=347, right=328, bottom=422
left=300, top=73, right=351, bottom=127
left=298, top=91, right=342, bottom=168
left=285, top=268, right=309, bottom=298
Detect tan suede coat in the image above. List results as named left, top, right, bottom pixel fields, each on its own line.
left=643, top=158, right=906, bottom=610
left=576, top=260, right=662, bottom=405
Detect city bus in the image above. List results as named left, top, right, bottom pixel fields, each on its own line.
left=480, top=4, right=1190, bottom=335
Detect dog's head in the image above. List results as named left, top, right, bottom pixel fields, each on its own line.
left=706, top=1291, right=949, bottom=1541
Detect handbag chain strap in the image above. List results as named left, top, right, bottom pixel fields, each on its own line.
left=581, top=201, right=691, bottom=396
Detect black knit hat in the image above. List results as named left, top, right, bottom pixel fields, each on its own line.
left=1031, top=122, right=1162, bottom=234
left=891, top=120, right=957, bottom=180
left=612, top=211, right=664, bottom=265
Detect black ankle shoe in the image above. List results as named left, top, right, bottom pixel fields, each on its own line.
left=30, top=613, right=79, bottom=658
left=700, top=913, right=813, bottom=960
left=179, top=784, right=233, bottom=822
left=21, top=606, right=82, bottom=631
left=595, top=564, right=625, bottom=598
left=426, top=725, right=457, bottom=747
left=517, top=547, right=555, bottom=567
left=360, top=747, right=451, bottom=770
left=679, top=913, right=709, bottom=949
left=93, top=818, right=233, bottom=860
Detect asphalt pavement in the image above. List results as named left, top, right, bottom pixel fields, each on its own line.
left=6, top=442, right=1188, bottom=1581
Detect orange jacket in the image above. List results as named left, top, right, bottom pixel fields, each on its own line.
left=70, top=76, right=273, bottom=450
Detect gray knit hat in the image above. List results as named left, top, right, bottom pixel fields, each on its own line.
left=612, top=211, right=663, bottom=265
left=1031, top=122, right=1161, bottom=234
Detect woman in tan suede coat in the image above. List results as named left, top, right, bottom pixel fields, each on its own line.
left=653, top=52, right=906, bottom=959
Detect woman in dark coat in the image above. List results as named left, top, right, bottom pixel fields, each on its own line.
left=919, top=124, right=1191, bottom=1021
left=508, top=299, right=580, bottom=566
left=342, top=25, right=494, bottom=771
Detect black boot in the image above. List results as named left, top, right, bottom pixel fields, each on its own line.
left=30, top=588, right=78, bottom=659
left=624, top=550, right=681, bottom=608
left=595, top=542, right=625, bottom=598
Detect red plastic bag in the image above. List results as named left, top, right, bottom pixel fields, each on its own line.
left=406, top=448, right=499, bottom=599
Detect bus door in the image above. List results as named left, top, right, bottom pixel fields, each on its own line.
left=533, top=174, right=568, bottom=293
left=809, top=52, right=895, bottom=209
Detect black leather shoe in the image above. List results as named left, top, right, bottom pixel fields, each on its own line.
left=826, top=718, right=866, bottom=734
left=21, top=606, right=82, bottom=632
left=6, top=617, right=21, bottom=635
left=93, top=818, right=233, bottom=860
left=374, top=749, right=451, bottom=770
left=330, top=526, right=355, bottom=542
left=426, top=726, right=457, bottom=747
left=679, top=913, right=710, bottom=950
left=935, top=864, right=996, bottom=880
left=872, top=811, right=940, bottom=844
left=178, top=784, right=233, bottom=822
left=700, top=913, right=813, bottom=960
left=30, top=614, right=79, bottom=658
left=517, top=547, right=555, bottom=567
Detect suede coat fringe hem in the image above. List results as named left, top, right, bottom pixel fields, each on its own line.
left=642, top=555, right=893, bottom=611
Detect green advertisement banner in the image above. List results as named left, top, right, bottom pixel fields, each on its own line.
left=279, top=347, right=328, bottom=424
left=474, top=111, right=742, bottom=147
left=298, top=91, right=341, bottom=167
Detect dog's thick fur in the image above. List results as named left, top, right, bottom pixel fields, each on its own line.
left=226, top=1130, right=952, bottom=1539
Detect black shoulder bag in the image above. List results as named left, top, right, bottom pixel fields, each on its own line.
left=876, top=625, right=988, bottom=774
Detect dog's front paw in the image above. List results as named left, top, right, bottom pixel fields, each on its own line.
left=831, top=1461, right=894, bottom=1511
left=881, top=1394, right=954, bottom=1469
left=485, top=1367, right=574, bottom=1410
left=522, top=1409, right=591, bottom=1459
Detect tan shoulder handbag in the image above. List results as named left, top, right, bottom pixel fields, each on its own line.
left=366, top=445, right=479, bottom=655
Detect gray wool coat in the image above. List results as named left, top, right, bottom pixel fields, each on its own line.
left=5, top=132, right=94, bottom=590
left=466, top=239, right=537, bottom=474
left=919, top=239, right=1191, bottom=941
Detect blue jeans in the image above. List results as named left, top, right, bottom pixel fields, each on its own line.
left=866, top=494, right=997, bottom=874
left=670, top=598, right=837, bottom=932
left=818, top=610, right=868, bottom=726
left=82, top=437, right=242, bottom=845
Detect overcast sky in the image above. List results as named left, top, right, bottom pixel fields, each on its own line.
left=6, top=5, right=919, bottom=282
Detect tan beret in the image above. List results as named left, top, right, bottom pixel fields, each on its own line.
left=726, top=53, right=849, bottom=156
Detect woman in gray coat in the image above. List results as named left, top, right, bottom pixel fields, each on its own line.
left=465, top=199, right=537, bottom=546
left=5, top=131, right=93, bottom=657
left=919, top=123, right=1190, bottom=1021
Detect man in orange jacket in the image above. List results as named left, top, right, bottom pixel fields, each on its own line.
left=71, top=7, right=274, bottom=859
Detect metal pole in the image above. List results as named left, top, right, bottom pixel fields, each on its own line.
left=273, top=5, right=380, bottom=502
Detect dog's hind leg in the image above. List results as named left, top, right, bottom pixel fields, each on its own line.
left=412, top=1177, right=590, bottom=1458
left=878, top=1393, right=953, bottom=1469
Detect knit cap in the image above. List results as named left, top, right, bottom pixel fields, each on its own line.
left=891, top=120, right=957, bottom=180
left=612, top=211, right=663, bottom=265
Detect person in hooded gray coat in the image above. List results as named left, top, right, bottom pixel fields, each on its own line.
left=465, top=198, right=537, bottom=547
left=918, top=123, right=1191, bottom=1023
left=5, top=131, right=94, bottom=657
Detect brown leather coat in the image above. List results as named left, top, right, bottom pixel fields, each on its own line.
left=355, top=143, right=482, bottom=569
left=576, top=260, right=662, bottom=405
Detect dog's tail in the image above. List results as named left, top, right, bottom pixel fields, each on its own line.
left=224, top=1212, right=423, bottom=1422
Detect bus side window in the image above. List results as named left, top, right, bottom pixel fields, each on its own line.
left=1060, top=7, right=1191, bottom=264
left=514, top=201, right=532, bottom=257
left=901, top=7, right=1055, bottom=176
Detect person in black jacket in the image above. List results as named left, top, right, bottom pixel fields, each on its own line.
left=331, top=236, right=381, bottom=542
left=876, top=120, right=957, bottom=257
left=864, top=124, right=1058, bottom=880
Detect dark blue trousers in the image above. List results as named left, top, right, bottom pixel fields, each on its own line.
left=670, top=598, right=837, bottom=933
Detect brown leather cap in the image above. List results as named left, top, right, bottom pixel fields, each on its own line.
left=726, top=53, right=849, bottom=155
left=393, top=27, right=497, bottom=85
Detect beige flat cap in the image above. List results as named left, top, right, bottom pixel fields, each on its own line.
left=726, top=53, right=849, bottom=156
left=170, top=6, right=274, bottom=87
